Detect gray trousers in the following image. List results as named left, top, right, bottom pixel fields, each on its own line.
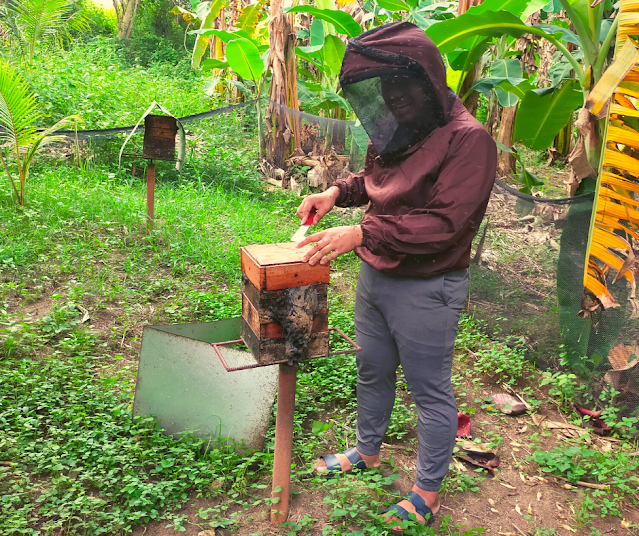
left=354, top=262, right=468, bottom=492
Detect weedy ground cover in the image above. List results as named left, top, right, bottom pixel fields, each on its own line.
left=2, top=37, right=639, bottom=536
left=25, top=38, right=210, bottom=130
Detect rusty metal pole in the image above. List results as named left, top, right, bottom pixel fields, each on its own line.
left=146, top=160, right=155, bottom=231
left=270, top=363, right=297, bottom=524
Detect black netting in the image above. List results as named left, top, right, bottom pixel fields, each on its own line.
left=52, top=98, right=639, bottom=416
left=469, top=182, right=639, bottom=417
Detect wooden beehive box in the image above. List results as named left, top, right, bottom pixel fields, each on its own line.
left=143, top=115, right=177, bottom=161
left=240, top=243, right=330, bottom=365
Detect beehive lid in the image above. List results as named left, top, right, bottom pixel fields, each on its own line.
left=241, top=242, right=330, bottom=291
left=243, top=242, right=314, bottom=265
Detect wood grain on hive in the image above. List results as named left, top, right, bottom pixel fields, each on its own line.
left=143, top=115, right=178, bottom=161
left=240, top=243, right=330, bottom=364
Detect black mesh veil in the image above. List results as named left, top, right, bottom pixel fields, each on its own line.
left=339, top=23, right=452, bottom=160
left=341, top=67, right=451, bottom=160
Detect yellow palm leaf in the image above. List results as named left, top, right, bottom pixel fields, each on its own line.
left=597, top=214, right=639, bottom=241
left=613, top=93, right=637, bottom=109
left=601, top=171, right=639, bottom=193
left=610, top=103, right=639, bottom=117
left=592, top=226, right=633, bottom=253
left=606, top=124, right=639, bottom=148
left=584, top=0, right=639, bottom=308
left=603, top=147, right=639, bottom=174
left=619, top=0, right=639, bottom=11
left=587, top=39, right=639, bottom=117
left=623, top=70, right=639, bottom=82
left=613, top=84, right=639, bottom=99
left=598, top=186, right=639, bottom=208
left=590, top=241, right=628, bottom=277
left=596, top=200, right=639, bottom=224
left=585, top=274, right=620, bottom=309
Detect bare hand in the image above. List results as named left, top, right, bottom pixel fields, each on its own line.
left=296, top=186, right=340, bottom=225
left=296, top=226, right=363, bottom=265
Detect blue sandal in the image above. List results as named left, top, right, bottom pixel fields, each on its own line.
left=319, top=447, right=368, bottom=473
left=384, top=491, right=436, bottom=533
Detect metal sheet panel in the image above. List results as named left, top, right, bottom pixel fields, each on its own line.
left=133, top=319, right=277, bottom=450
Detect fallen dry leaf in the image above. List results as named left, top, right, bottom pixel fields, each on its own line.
left=456, top=439, right=490, bottom=452
left=500, top=482, right=517, bottom=490
left=498, top=533, right=517, bottom=536
left=527, top=504, right=533, bottom=515
left=488, top=498, right=495, bottom=506
left=608, top=344, right=639, bottom=370
left=598, top=440, right=612, bottom=453
left=515, top=505, right=522, bottom=515
left=556, top=503, right=563, bottom=511
left=621, top=519, right=631, bottom=529
left=491, top=508, right=500, bottom=513
left=537, top=491, right=542, bottom=501
left=198, top=531, right=216, bottom=536
left=511, top=442, right=523, bottom=447
left=76, top=304, right=90, bottom=323
left=519, top=472, right=527, bottom=482
left=492, top=393, right=528, bottom=415
left=453, top=459, right=467, bottom=472
left=561, top=525, right=576, bottom=533
left=562, top=483, right=576, bottom=490
left=532, top=414, right=546, bottom=427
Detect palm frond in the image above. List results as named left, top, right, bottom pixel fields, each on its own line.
left=583, top=5, right=639, bottom=309
left=0, top=60, right=41, bottom=148
left=5, top=0, right=79, bottom=59
left=581, top=0, right=639, bottom=309
left=22, top=114, right=82, bottom=179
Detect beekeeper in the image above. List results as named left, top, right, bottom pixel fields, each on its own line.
left=296, top=22, right=497, bottom=531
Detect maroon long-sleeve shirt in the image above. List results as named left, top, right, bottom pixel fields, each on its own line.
left=334, top=23, right=497, bottom=277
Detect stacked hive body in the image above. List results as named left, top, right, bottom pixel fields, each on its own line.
left=240, top=243, right=330, bottom=364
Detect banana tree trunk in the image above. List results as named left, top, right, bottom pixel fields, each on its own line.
left=458, top=0, right=484, bottom=115
left=554, top=113, right=573, bottom=157
left=460, top=60, right=482, bottom=117
left=211, top=8, right=226, bottom=94
left=113, top=0, right=140, bottom=40
left=267, top=0, right=300, bottom=169
left=497, top=105, right=517, bottom=175
left=458, top=0, right=483, bottom=15
left=486, top=93, right=500, bottom=136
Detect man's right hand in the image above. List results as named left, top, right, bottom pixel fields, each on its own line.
left=296, top=186, right=340, bottom=225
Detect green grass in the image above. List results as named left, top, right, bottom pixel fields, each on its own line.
left=0, top=321, right=264, bottom=535
left=22, top=37, right=212, bottom=130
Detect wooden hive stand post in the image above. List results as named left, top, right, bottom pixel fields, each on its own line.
left=239, top=242, right=330, bottom=524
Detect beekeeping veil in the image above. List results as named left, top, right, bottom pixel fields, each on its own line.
left=339, top=22, right=453, bottom=161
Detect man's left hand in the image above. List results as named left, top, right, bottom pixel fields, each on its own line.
left=296, top=225, right=363, bottom=266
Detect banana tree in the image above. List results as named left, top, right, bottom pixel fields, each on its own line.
left=177, top=0, right=229, bottom=69
left=0, top=60, right=81, bottom=206
left=287, top=4, right=362, bottom=155
left=365, top=0, right=458, bottom=30
left=425, top=0, right=621, bottom=184
left=295, top=19, right=352, bottom=114
left=194, top=28, right=267, bottom=154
